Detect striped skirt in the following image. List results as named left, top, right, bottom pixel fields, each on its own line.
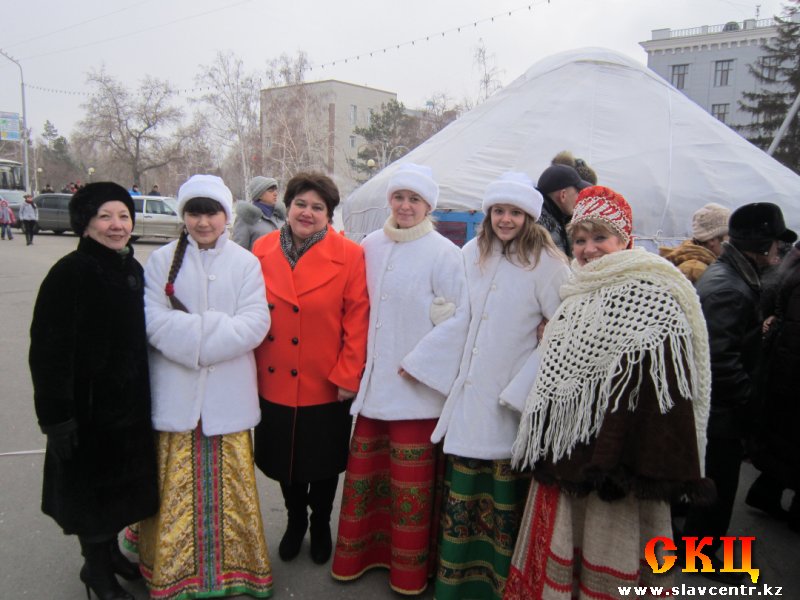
left=126, top=426, right=273, bottom=600
left=435, top=456, right=531, bottom=600
left=503, top=481, right=673, bottom=600
left=331, top=416, right=442, bottom=595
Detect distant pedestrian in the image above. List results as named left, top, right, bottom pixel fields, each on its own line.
left=19, top=193, right=38, bottom=245
left=129, top=185, right=141, bottom=196
left=43, top=183, right=54, bottom=193
left=232, top=176, right=285, bottom=251
left=0, top=198, right=16, bottom=240
left=147, top=184, right=161, bottom=196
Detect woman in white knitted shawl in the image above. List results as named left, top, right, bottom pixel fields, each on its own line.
left=331, top=163, right=469, bottom=595
left=504, top=186, right=713, bottom=600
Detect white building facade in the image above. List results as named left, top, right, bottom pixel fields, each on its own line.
left=260, top=80, right=396, bottom=196
left=640, top=18, right=780, bottom=128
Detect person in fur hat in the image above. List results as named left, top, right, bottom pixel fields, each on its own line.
left=660, top=203, right=730, bottom=284
left=505, top=186, right=712, bottom=600
left=430, top=172, right=569, bottom=600
left=30, top=182, right=159, bottom=600
left=232, top=175, right=286, bottom=251
left=331, top=163, right=469, bottom=594
left=128, top=174, right=274, bottom=600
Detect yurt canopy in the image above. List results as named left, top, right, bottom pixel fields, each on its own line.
left=343, top=47, right=800, bottom=245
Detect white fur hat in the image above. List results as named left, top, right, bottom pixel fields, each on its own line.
left=386, top=163, right=439, bottom=210
left=177, top=174, right=234, bottom=223
left=692, top=202, right=730, bottom=242
left=482, top=172, right=543, bottom=220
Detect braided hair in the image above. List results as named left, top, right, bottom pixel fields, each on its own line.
left=164, top=196, right=224, bottom=312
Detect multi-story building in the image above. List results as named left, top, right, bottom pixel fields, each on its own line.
left=260, top=80, right=396, bottom=196
left=640, top=17, right=783, bottom=128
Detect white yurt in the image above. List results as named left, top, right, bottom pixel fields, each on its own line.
left=343, top=47, right=800, bottom=247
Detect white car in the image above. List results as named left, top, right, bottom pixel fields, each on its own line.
left=131, top=195, right=182, bottom=241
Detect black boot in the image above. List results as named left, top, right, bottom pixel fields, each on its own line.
left=79, top=539, right=134, bottom=600
left=278, top=481, right=308, bottom=561
left=745, top=473, right=788, bottom=520
left=108, top=539, right=142, bottom=581
left=308, top=476, right=338, bottom=564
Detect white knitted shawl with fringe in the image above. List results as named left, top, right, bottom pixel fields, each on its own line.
left=511, top=248, right=711, bottom=475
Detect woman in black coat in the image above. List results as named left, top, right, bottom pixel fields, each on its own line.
left=29, top=182, right=159, bottom=600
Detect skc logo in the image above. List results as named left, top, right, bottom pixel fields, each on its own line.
left=644, top=536, right=759, bottom=583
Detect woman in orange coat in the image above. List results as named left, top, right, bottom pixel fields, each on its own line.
left=252, top=172, right=369, bottom=567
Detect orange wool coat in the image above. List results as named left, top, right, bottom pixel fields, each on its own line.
left=252, top=229, right=369, bottom=408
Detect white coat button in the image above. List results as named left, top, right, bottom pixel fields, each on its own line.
left=376, top=322, right=382, bottom=328
left=387, top=264, right=394, bottom=271
left=209, top=365, right=216, bottom=372
left=381, top=294, right=388, bottom=300
left=465, top=379, right=472, bottom=386
left=209, top=275, right=216, bottom=281
left=472, top=347, right=478, bottom=355
left=482, top=313, right=488, bottom=320
left=490, top=284, right=497, bottom=291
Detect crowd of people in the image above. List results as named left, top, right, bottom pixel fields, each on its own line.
left=28, top=158, right=798, bottom=600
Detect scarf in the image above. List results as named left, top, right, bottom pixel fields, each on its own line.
left=512, top=248, right=711, bottom=473
left=382, top=215, right=434, bottom=242
left=280, top=223, right=327, bottom=269
left=255, top=201, right=275, bottom=220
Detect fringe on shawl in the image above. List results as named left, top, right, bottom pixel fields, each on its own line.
left=511, top=249, right=711, bottom=474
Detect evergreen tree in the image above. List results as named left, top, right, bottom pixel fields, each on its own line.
left=739, top=1, right=800, bottom=173
left=348, top=99, right=418, bottom=181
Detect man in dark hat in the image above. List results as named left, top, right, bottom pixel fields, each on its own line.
left=682, top=202, right=797, bottom=582
left=535, top=164, right=590, bottom=256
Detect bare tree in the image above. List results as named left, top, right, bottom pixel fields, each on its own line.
left=260, top=51, right=330, bottom=181
left=195, top=51, right=261, bottom=196
left=474, top=38, right=503, bottom=103
left=75, top=68, right=187, bottom=187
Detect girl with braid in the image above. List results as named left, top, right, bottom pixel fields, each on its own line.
left=127, top=175, right=274, bottom=599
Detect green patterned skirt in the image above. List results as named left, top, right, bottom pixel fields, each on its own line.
left=435, top=456, right=531, bottom=600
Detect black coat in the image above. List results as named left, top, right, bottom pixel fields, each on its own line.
left=752, top=243, right=800, bottom=490
left=30, top=236, right=158, bottom=536
left=695, top=243, right=762, bottom=439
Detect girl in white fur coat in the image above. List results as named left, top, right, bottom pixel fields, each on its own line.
left=128, top=175, right=274, bottom=600
left=331, top=164, right=469, bottom=595
left=431, top=172, right=569, bottom=600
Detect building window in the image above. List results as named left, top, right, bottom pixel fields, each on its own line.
left=349, top=135, right=356, bottom=148
left=714, top=60, right=733, bottom=86
left=349, top=105, right=357, bottom=125
left=711, top=103, right=730, bottom=124
left=760, top=56, right=780, bottom=81
left=671, top=64, right=688, bottom=89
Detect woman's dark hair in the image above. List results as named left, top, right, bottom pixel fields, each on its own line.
left=181, top=197, right=224, bottom=215
left=284, top=172, right=340, bottom=221
left=164, top=197, right=225, bottom=312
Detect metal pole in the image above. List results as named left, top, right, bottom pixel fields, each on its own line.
left=767, top=89, right=800, bottom=156
left=0, top=49, right=30, bottom=192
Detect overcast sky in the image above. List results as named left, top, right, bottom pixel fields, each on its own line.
left=0, top=0, right=787, bottom=140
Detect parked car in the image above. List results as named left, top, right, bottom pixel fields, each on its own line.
left=29, top=193, right=73, bottom=234
left=131, top=195, right=182, bottom=240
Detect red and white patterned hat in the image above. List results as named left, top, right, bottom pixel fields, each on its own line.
left=571, top=186, right=633, bottom=248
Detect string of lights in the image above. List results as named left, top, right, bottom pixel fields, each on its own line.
left=21, top=1, right=549, bottom=98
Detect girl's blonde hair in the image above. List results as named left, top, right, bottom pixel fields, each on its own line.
left=477, top=210, right=564, bottom=268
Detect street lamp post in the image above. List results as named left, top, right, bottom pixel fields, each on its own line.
left=0, top=49, right=30, bottom=193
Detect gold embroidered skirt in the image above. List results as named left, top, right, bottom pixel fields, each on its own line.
left=128, top=426, right=272, bottom=599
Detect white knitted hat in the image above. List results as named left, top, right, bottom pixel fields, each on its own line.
left=692, top=203, right=730, bottom=242
left=178, top=174, right=234, bottom=223
left=386, top=163, right=439, bottom=210
left=482, top=172, right=543, bottom=219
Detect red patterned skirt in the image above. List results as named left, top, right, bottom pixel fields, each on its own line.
left=331, top=416, right=443, bottom=595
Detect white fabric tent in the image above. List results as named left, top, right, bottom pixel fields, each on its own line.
left=343, top=47, right=800, bottom=245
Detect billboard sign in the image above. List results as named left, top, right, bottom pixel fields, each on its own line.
left=0, top=112, right=21, bottom=141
